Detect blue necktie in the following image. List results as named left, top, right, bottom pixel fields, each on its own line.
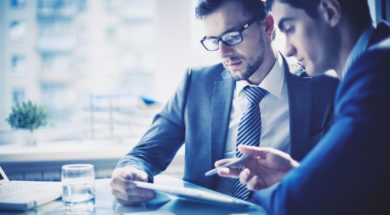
left=232, top=86, right=267, bottom=200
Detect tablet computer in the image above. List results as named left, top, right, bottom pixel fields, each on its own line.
left=133, top=181, right=256, bottom=208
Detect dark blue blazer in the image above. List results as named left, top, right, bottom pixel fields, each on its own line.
left=254, top=23, right=390, bottom=215
left=117, top=56, right=339, bottom=190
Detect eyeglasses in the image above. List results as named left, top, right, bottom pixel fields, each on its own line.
left=200, top=17, right=258, bottom=51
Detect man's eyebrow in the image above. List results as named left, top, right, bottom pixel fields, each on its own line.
left=278, top=17, right=294, bottom=30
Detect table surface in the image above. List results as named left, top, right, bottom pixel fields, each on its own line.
left=0, top=175, right=267, bottom=215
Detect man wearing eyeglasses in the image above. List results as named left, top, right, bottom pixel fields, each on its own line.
left=110, top=0, right=338, bottom=205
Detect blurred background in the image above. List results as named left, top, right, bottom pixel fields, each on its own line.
left=0, top=0, right=388, bottom=180
left=0, top=0, right=221, bottom=142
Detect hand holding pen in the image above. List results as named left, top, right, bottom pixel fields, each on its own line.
left=207, top=145, right=299, bottom=191
left=204, top=155, right=250, bottom=177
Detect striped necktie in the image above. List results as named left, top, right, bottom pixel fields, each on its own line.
left=232, top=86, right=267, bottom=200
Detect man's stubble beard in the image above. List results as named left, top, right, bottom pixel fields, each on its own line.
left=227, top=37, right=266, bottom=82
left=228, top=52, right=264, bottom=81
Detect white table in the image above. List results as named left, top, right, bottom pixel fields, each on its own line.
left=0, top=175, right=267, bottom=214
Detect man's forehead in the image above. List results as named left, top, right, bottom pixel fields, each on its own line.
left=202, top=5, right=250, bottom=36
left=271, top=1, right=306, bottom=25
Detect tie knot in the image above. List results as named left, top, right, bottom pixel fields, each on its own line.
left=244, top=86, right=267, bottom=104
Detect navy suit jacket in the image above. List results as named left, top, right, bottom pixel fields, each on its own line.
left=117, top=55, right=338, bottom=190
left=254, top=23, right=390, bottom=214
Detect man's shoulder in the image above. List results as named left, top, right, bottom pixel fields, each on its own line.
left=369, top=36, right=390, bottom=52
left=370, top=21, right=390, bottom=45
left=340, top=36, right=390, bottom=96
left=356, top=36, right=390, bottom=69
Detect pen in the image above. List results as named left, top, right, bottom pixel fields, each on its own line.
left=204, top=155, right=250, bottom=177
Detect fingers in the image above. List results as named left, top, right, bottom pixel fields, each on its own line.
left=240, top=145, right=293, bottom=161
left=246, top=175, right=266, bottom=191
left=111, top=168, right=146, bottom=193
left=215, top=156, right=260, bottom=179
left=113, top=188, right=155, bottom=206
left=112, top=184, right=155, bottom=205
left=111, top=175, right=137, bottom=193
left=215, top=158, right=246, bottom=178
left=239, top=168, right=251, bottom=184
left=239, top=168, right=266, bottom=191
left=216, top=167, right=241, bottom=178
left=239, top=145, right=271, bottom=158
left=215, top=158, right=235, bottom=167
left=111, top=167, right=154, bottom=205
left=121, top=168, right=149, bottom=182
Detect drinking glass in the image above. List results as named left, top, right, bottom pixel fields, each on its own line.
left=61, top=164, right=95, bottom=212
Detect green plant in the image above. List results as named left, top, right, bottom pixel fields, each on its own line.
left=6, top=101, right=48, bottom=132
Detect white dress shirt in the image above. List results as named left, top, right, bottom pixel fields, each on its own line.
left=217, top=53, right=291, bottom=194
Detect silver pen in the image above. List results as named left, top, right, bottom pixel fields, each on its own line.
left=204, top=155, right=250, bottom=177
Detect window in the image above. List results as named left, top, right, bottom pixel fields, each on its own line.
left=9, top=0, right=26, bottom=9
left=0, top=0, right=204, bottom=144
left=12, top=89, right=25, bottom=104
left=9, top=20, right=26, bottom=41
left=11, top=55, right=26, bottom=74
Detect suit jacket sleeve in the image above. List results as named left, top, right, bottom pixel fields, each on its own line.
left=253, top=45, right=390, bottom=214
left=116, top=69, right=192, bottom=182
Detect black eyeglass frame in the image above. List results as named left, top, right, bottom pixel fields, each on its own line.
left=200, top=17, right=259, bottom=51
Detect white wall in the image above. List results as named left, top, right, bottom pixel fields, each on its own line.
left=0, top=1, right=8, bottom=129
left=154, top=0, right=192, bottom=101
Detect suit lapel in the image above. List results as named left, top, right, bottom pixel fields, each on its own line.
left=284, top=57, right=312, bottom=161
left=211, top=69, right=235, bottom=167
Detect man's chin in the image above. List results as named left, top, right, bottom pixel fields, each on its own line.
left=304, top=65, right=320, bottom=77
left=308, top=68, right=332, bottom=77
left=304, top=62, right=337, bottom=77
left=228, top=70, right=248, bottom=81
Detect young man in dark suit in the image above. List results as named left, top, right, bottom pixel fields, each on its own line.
left=110, top=0, right=338, bottom=205
left=215, top=0, right=390, bottom=214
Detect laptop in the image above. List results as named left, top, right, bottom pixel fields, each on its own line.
left=0, top=166, right=62, bottom=211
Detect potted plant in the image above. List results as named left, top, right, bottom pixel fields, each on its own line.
left=6, top=101, right=48, bottom=145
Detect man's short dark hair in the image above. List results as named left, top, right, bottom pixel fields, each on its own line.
left=266, top=0, right=372, bottom=31
left=195, top=0, right=268, bottom=20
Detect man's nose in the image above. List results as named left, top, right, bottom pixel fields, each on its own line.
left=218, top=41, right=234, bottom=59
left=285, top=39, right=297, bottom=57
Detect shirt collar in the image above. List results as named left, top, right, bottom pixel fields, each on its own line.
left=236, top=53, right=285, bottom=98
left=342, top=26, right=374, bottom=78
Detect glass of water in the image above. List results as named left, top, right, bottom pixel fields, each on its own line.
left=61, top=164, right=95, bottom=211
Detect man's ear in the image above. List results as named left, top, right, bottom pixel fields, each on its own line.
left=319, top=0, right=341, bottom=27
left=264, top=15, right=275, bottom=39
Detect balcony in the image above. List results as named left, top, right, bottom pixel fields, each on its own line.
left=37, top=36, right=75, bottom=53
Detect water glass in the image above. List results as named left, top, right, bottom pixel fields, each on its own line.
left=61, top=164, right=96, bottom=211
